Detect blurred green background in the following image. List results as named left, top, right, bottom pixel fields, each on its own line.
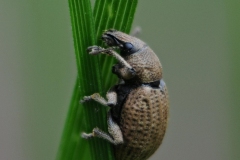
left=0, top=0, right=239, bottom=160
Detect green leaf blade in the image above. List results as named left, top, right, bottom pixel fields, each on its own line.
left=57, top=0, right=138, bottom=160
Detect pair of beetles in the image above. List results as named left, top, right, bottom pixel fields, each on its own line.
left=81, top=29, right=169, bottom=160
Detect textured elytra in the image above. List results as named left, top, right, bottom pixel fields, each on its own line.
left=114, top=85, right=168, bottom=160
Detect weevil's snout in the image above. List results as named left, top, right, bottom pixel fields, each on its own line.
left=101, top=34, right=117, bottom=46
left=102, top=29, right=131, bottom=48
left=102, top=30, right=120, bottom=47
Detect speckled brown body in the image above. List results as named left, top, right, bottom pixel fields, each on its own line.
left=82, top=29, right=169, bottom=160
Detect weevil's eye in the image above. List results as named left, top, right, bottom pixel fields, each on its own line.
left=120, top=42, right=138, bottom=56
left=123, top=43, right=133, bottom=51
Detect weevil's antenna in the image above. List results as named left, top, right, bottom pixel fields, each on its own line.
left=130, top=26, right=141, bottom=37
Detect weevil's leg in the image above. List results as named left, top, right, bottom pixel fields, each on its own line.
left=107, top=111, right=123, bottom=144
left=106, top=86, right=117, bottom=106
left=86, top=45, right=105, bottom=55
left=107, top=50, right=133, bottom=71
left=80, top=93, right=108, bottom=106
left=80, top=85, right=118, bottom=106
left=112, top=64, right=136, bottom=80
left=82, top=111, right=123, bottom=145
left=87, top=46, right=135, bottom=76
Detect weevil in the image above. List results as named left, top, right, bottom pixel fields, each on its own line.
left=81, top=29, right=169, bottom=160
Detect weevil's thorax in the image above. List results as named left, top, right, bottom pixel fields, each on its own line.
left=123, top=46, right=163, bottom=84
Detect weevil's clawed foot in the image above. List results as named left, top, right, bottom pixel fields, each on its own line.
left=80, top=93, right=102, bottom=104
left=80, top=96, right=92, bottom=103
left=81, top=132, right=94, bottom=139
left=87, top=46, right=104, bottom=55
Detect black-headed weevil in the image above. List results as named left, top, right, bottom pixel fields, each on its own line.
left=81, top=29, right=169, bottom=160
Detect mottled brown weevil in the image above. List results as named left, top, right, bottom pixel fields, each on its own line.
left=81, top=29, right=169, bottom=160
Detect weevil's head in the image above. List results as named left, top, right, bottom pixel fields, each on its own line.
left=102, top=29, right=146, bottom=56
